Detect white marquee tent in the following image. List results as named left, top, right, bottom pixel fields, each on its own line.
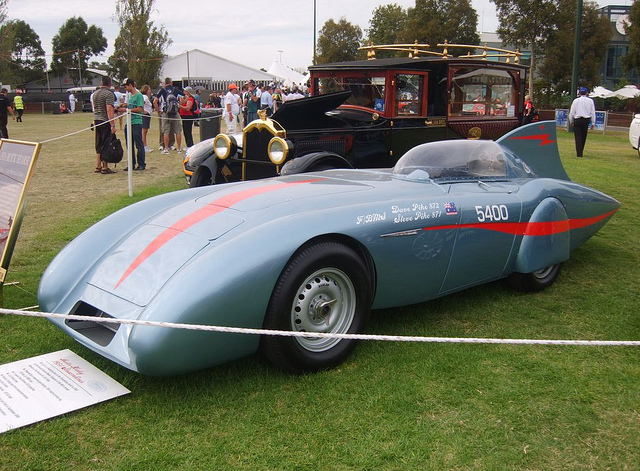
left=160, top=49, right=275, bottom=90
left=266, top=62, right=308, bottom=88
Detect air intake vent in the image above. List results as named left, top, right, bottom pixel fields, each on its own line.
left=67, top=302, right=119, bottom=347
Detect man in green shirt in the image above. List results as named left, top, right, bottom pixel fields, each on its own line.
left=121, top=78, right=146, bottom=170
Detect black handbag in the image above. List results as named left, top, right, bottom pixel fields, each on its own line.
left=101, top=133, right=124, bottom=164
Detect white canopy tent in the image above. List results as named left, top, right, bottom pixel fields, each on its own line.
left=589, top=86, right=614, bottom=98
left=612, top=85, right=640, bottom=99
left=266, top=62, right=308, bottom=88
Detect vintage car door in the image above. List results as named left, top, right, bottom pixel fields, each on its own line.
left=439, top=181, right=522, bottom=293
left=390, top=72, right=450, bottom=160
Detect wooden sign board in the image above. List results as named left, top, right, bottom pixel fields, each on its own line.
left=0, top=139, right=41, bottom=284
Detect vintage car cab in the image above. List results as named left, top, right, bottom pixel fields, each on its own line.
left=184, top=43, right=528, bottom=187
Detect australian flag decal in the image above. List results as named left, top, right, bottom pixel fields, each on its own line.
left=445, top=202, right=458, bottom=215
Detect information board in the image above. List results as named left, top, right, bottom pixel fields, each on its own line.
left=555, top=109, right=607, bottom=132
left=0, top=349, right=130, bottom=433
left=0, top=139, right=41, bottom=283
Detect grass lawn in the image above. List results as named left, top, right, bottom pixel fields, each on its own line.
left=1, top=113, right=639, bottom=470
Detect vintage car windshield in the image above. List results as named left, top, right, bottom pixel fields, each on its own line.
left=392, top=140, right=535, bottom=182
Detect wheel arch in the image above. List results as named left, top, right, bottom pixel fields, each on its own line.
left=280, top=151, right=354, bottom=175
left=282, top=233, right=377, bottom=300
left=514, top=197, right=571, bottom=274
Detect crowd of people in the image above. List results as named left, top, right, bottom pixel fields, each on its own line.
left=0, top=76, right=311, bottom=173
left=85, top=76, right=311, bottom=175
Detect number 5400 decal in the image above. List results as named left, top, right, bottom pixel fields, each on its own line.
left=475, top=204, right=509, bottom=222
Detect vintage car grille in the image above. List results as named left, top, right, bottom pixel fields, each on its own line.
left=67, top=301, right=119, bottom=347
left=244, top=127, right=274, bottom=163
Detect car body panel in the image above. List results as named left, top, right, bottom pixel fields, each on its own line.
left=40, top=122, right=620, bottom=375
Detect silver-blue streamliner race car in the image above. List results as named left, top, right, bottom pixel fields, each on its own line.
left=38, top=122, right=619, bottom=375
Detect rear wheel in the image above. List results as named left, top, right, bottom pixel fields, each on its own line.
left=260, top=241, right=372, bottom=374
left=508, top=263, right=561, bottom=293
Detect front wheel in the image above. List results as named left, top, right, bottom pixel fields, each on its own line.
left=507, top=263, right=561, bottom=293
left=189, top=166, right=212, bottom=188
left=260, top=241, right=372, bottom=374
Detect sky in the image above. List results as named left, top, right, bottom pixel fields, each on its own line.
left=4, top=0, right=634, bottom=73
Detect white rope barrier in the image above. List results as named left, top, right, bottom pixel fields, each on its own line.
left=37, top=109, right=205, bottom=145
left=39, top=115, right=120, bottom=144
left=1, top=308, right=638, bottom=347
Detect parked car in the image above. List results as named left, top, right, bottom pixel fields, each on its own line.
left=629, top=113, right=640, bottom=156
left=183, top=43, right=529, bottom=187
left=40, top=122, right=619, bottom=376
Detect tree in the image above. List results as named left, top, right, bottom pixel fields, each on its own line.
left=623, top=0, right=640, bottom=74
left=108, top=0, right=172, bottom=87
left=315, top=17, right=363, bottom=64
left=51, top=17, right=107, bottom=85
left=0, top=20, right=45, bottom=87
left=538, top=0, right=611, bottom=104
left=0, top=0, right=7, bottom=25
left=399, top=0, right=480, bottom=51
left=492, top=0, right=557, bottom=98
left=366, top=4, right=408, bottom=57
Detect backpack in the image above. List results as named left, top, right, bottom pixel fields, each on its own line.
left=165, top=92, right=179, bottom=117
left=101, top=133, right=124, bottom=164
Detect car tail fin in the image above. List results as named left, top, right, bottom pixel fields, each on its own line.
left=497, top=120, right=570, bottom=181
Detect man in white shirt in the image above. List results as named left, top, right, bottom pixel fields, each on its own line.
left=260, top=85, right=274, bottom=116
left=69, top=92, right=77, bottom=113
left=568, top=86, right=596, bottom=158
left=224, top=83, right=240, bottom=134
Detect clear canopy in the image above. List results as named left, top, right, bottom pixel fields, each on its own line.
left=392, top=140, right=534, bottom=182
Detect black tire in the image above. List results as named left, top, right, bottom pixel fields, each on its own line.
left=637, top=137, right=640, bottom=158
left=507, top=263, right=562, bottom=293
left=189, top=166, right=212, bottom=188
left=260, top=241, right=372, bottom=374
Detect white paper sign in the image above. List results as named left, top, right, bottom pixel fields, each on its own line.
left=0, top=349, right=130, bottom=433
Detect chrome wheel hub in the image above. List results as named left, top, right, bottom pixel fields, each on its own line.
left=291, top=268, right=356, bottom=352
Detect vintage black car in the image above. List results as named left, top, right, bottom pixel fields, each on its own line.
left=184, top=43, right=529, bottom=187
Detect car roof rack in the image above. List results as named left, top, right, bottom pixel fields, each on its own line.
left=360, top=41, right=522, bottom=63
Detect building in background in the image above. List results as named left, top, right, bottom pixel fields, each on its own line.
left=599, top=5, right=637, bottom=88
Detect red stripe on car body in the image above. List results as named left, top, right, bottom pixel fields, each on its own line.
left=422, top=209, right=617, bottom=236
left=509, top=133, right=555, bottom=146
left=115, top=179, right=322, bottom=289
